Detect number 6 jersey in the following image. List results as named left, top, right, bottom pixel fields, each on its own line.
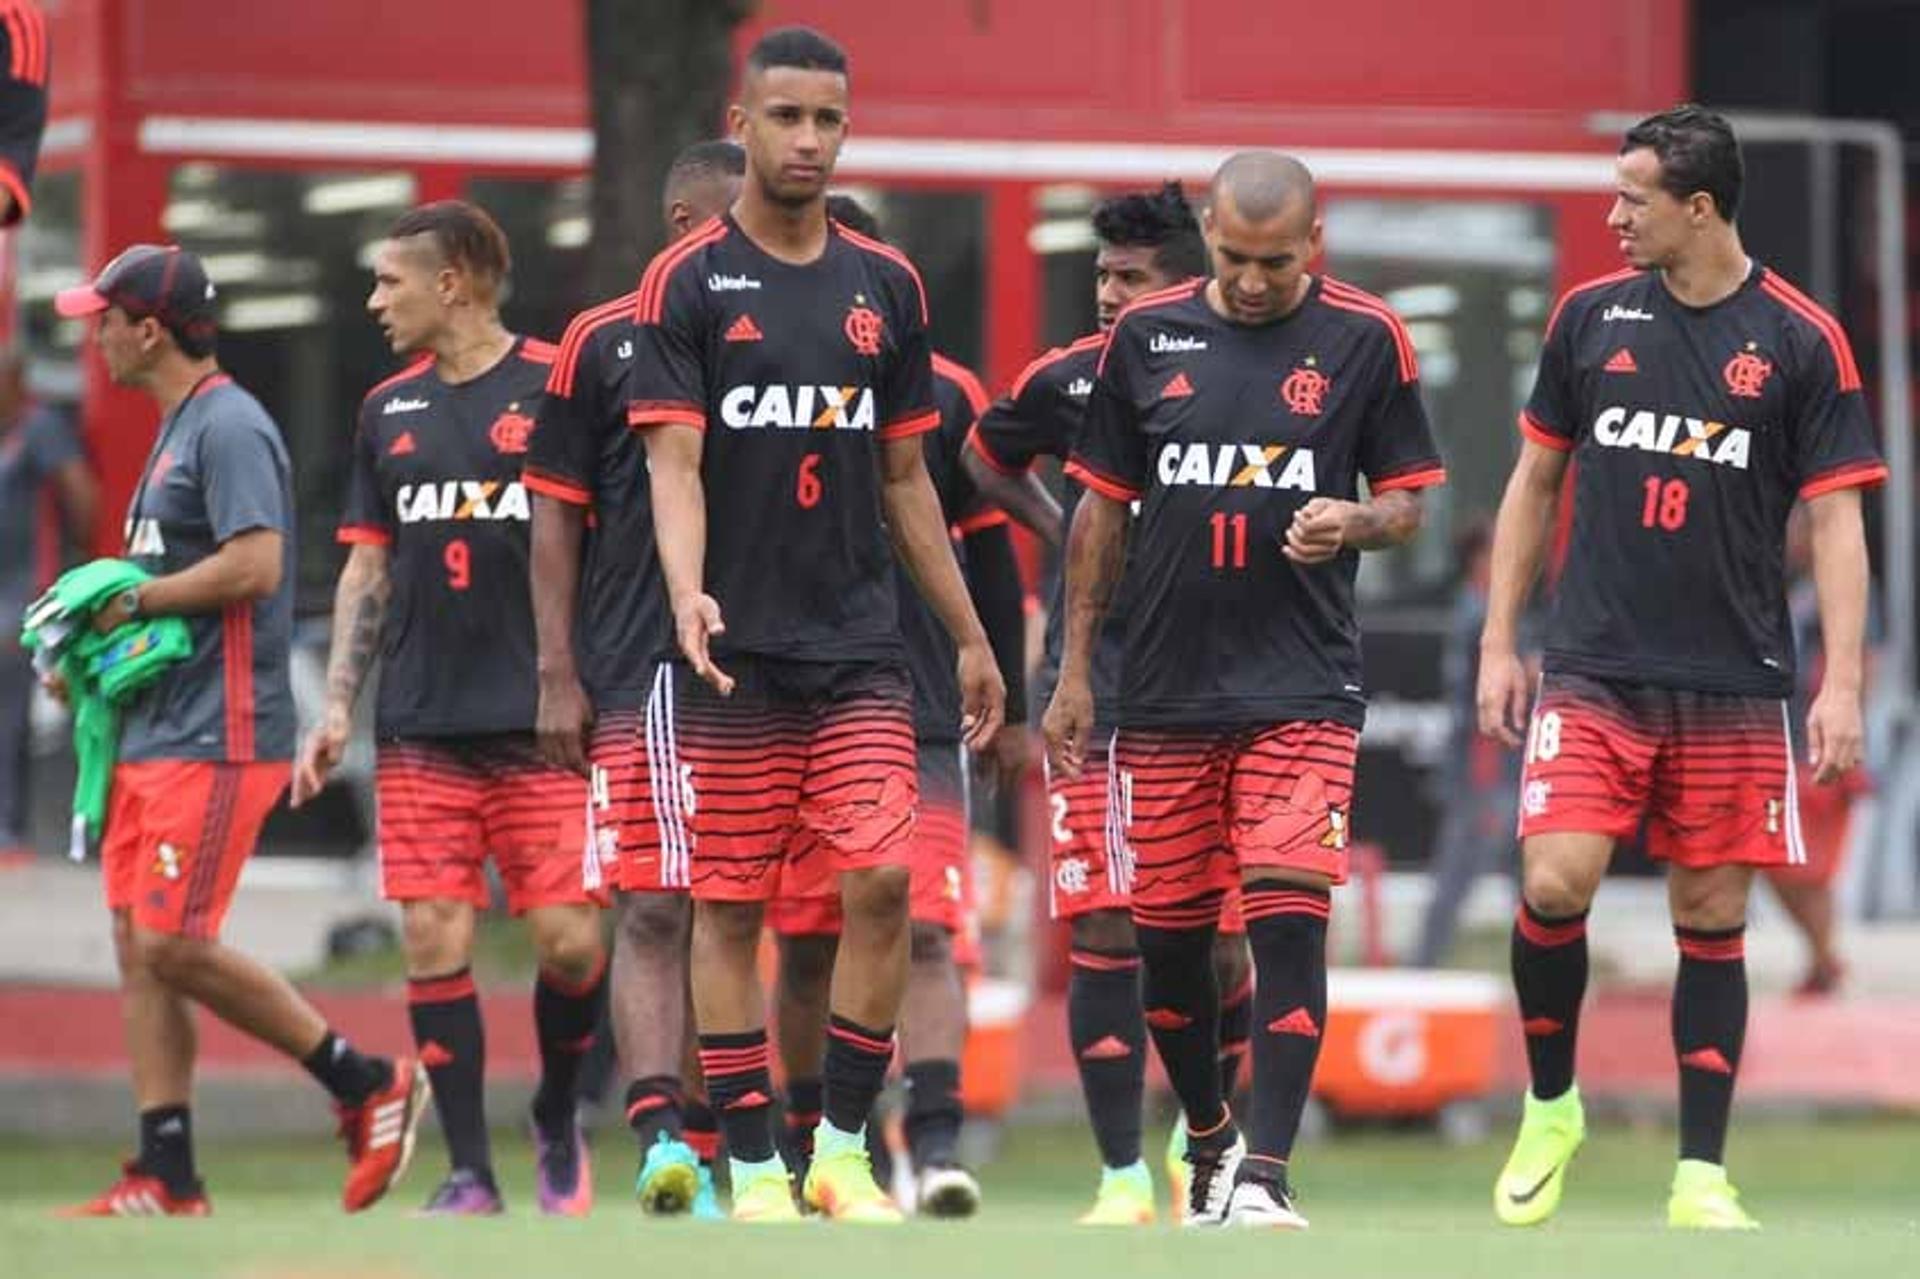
left=625, top=213, right=938, bottom=663
left=1521, top=265, right=1886, bottom=697
left=1069, top=277, right=1445, bottom=730
left=339, top=337, right=556, bottom=737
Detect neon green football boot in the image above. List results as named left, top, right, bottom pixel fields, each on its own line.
left=1493, top=1087, right=1586, bottom=1226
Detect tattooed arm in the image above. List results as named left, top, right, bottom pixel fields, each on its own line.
left=291, top=543, right=391, bottom=806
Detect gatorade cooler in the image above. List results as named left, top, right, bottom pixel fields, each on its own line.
left=1314, top=969, right=1503, bottom=1121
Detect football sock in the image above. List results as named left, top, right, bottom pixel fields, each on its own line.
left=531, top=951, right=607, bottom=1136
left=1217, top=973, right=1254, bottom=1100
left=1511, top=901, right=1589, bottom=1101
left=1242, top=881, right=1330, bottom=1163
left=1673, top=924, right=1748, bottom=1164
left=1135, top=913, right=1225, bottom=1133
left=137, top=1104, right=197, bottom=1196
left=823, top=1015, right=895, bottom=1134
left=698, top=1030, right=776, bottom=1164
left=1067, top=947, right=1147, bottom=1169
left=408, top=967, right=492, bottom=1176
left=903, top=1057, right=963, bottom=1168
left=299, top=1029, right=390, bottom=1106
left=624, top=1075, right=684, bottom=1151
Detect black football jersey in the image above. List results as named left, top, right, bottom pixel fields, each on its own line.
left=525, top=291, right=665, bottom=711
left=1523, top=264, right=1886, bottom=697
left=341, top=337, right=556, bottom=737
left=0, top=0, right=48, bottom=228
left=968, top=332, right=1124, bottom=729
left=1070, top=278, right=1445, bottom=729
left=899, top=353, right=993, bottom=742
left=627, top=213, right=937, bottom=662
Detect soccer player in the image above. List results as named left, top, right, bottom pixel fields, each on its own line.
left=764, top=193, right=1026, bottom=1217
left=630, top=27, right=1005, bottom=1223
left=53, top=245, right=424, bottom=1217
left=293, top=202, right=609, bottom=1217
left=1480, top=106, right=1885, bottom=1231
left=966, top=182, right=1254, bottom=1225
left=0, top=0, right=48, bottom=226
left=1046, top=152, right=1444, bottom=1229
left=525, top=139, right=745, bottom=1216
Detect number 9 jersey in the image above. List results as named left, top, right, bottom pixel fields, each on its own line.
left=339, top=337, right=557, bottom=737
left=1522, top=265, right=1887, bottom=697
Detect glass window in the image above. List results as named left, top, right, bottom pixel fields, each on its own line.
left=162, top=164, right=420, bottom=617
left=467, top=176, right=594, bottom=345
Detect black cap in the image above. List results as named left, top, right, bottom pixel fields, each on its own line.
left=55, top=244, right=218, bottom=339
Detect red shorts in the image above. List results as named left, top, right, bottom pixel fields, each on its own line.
left=769, top=741, right=974, bottom=940
left=102, top=760, right=290, bottom=940
left=376, top=735, right=601, bottom=913
left=1047, top=733, right=1245, bottom=932
left=1768, top=762, right=1867, bottom=886
left=655, top=658, right=917, bottom=903
left=588, top=701, right=671, bottom=893
left=1116, top=722, right=1357, bottom=927
left=1517, top=671, right=1804, bottom=869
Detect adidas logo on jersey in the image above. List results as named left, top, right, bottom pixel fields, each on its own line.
left=724, top=314, right=764, bottom=343
left=1150, top=332, right=1209, bottom=352
left=389, top=431, right=417, bottom=456
left=720, top=383, right=876, bottom=432
left=1157, top=441, right=1317, bottom=491
left=1591, top=405, right=1752, bottom=470
left=382, top=397, right=430, bottom=415
left=395, top=480, right=531, bottom=524
left=1603, top=348, right=1638, bottom=374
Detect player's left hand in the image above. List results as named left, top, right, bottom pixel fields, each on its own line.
left=1806, top=681, right=1865, bottom=784
left=957, top=639, right=1007, bottom=753
left=1283, top=497, right=1353, bottom=565
left=536, top=669, right=594, bottom=776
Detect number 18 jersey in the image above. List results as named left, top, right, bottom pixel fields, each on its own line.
left=1522, top=265, right=1886, bottom=697
left=340, top=337, right=555, bottom=737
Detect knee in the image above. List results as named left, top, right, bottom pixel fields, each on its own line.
left=697, top=899, right=765, bottom=949
left=619, top=891, right=689, bottom=954
left=1070, top=908, right=1137, bottom=955
left=532, top=910, right=605, bottom=980
left=401, top=899, right=472, bottom=974
left=131, top=927, right=205, bottom=987
left=909, top=921, right=953, bottom=967
left=1521, top=857, right=1596, bottom=919
left=840, top=864, right=910, bottom=927
left=779, top=933, right=838, bottom=993
left=1670, top=874, right=1751, bottom=932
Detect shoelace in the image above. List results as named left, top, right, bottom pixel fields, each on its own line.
left=1187, top=1153, right=1227, bottom=1218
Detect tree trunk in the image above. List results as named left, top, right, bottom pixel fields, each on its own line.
left=584, top=0, right=755, bottom=301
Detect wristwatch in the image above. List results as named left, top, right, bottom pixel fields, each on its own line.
left=116, top=586, right=142, bottom=621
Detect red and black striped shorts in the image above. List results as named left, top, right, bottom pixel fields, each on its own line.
left=588, top=697, right=669, bottom=893
left=650, top=657, right=918, bottom=902
left=1115, top=721, right=1357, bottom=928
left=376, top=734, right=600, bottom=913
left=1517, top=671, right=1804, bottom=869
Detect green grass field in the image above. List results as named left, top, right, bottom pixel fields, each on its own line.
left=3, top=1118, right=1915, bottom=1279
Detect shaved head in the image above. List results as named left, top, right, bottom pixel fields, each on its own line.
left=1210, top=151, right=1316, bottom=229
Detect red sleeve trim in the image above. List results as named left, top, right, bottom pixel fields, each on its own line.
left=1321, top=277, right=1419, bottom=383
left=336, top=524, right=392, bottom=546
left=517, top=337, right=559, bottom=365
left=965, top=424, right=1026, bottom=477
left=1064, top=458, right=1142, bottom=503
left=523, top=468, right=593, bottom=507
left=0, top=160, right=29, bottom=226
left=880, top=409, right=940, bottom=440
left=1369, top=465, right=1448, bottom=494
left=628, top=403, right=706, bottom=431
left=550, top=293, right=637, bottom=397
left=835, top=223, right=932, bottom=324
left=1518, top=410, right=1573, bottom=452
left=361, top=356, right=435, bottom=406
left=635, top=221, right=727, bottom=325
left=953, top=509, right=1011, bottom=536
left=1761, top=271, right=1864, bottom=393
left=932, top=352, right=991, bottom=417
left=1800, top=461, right=1889, bottom=500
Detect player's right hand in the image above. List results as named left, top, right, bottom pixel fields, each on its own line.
left=1043, top=674, right=1095, bottom=780
left=291, top=713, right=350, bottom=808
left=675, top=592, right=735, bottom=697
left=1477, top=644, right=1533, bottom=748
left=536, top=670, right=594, bottom=775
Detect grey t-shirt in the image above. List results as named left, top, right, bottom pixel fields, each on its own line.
left=1, top=404, right=81, bottom=642
left=119, top=375, right=296, bottom=762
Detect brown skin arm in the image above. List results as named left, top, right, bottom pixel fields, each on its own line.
left=290, top=543, right=390, bottom=807
left=1477, top=440, right=1571, bottom=746
left=962, top=448, right=1064, bottom=549
left=642, top=423, right=733, bottom=696
left=530, top=493, right=593, bottom=775
left=880, top=433, right=1005, bottom=751
left=1281, top=488, right=1426, bottom=562
left=1042, top=490, right=1128, bottom=779
left=93, top=528, right=283, bottom=632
